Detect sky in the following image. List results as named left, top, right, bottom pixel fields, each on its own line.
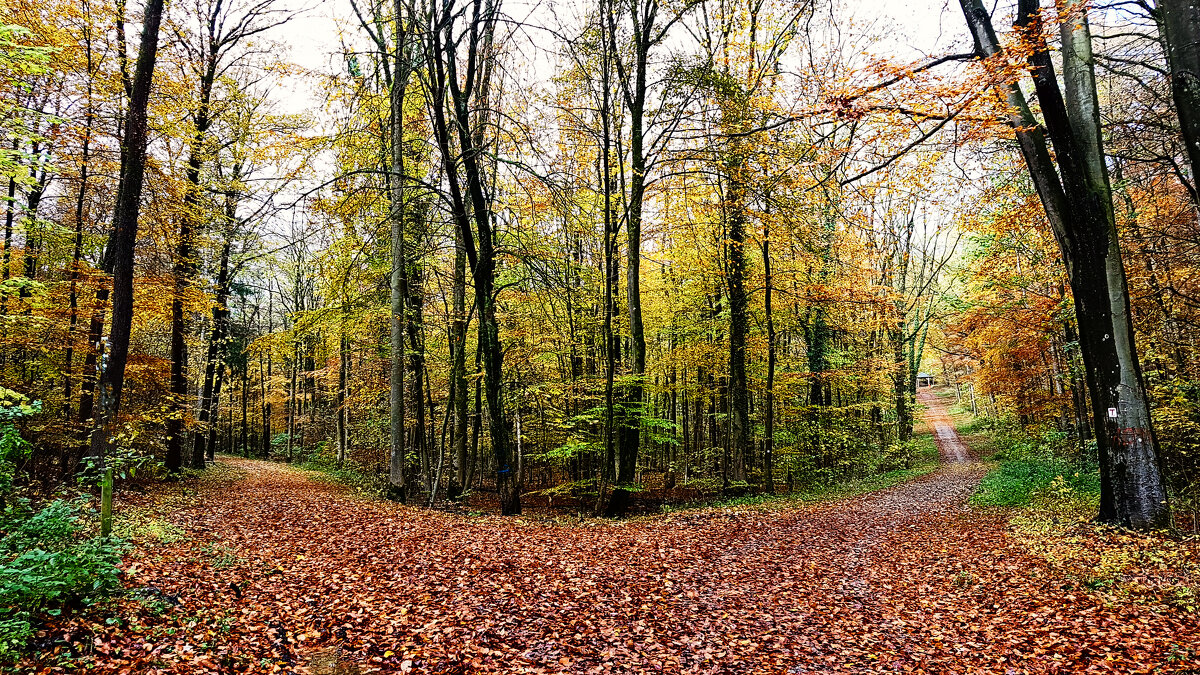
left=265, top=0, right=975, bottom=116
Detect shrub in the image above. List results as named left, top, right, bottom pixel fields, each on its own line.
left=0, top=499, right=125, bottom=660
left=0, top=617, right=31, bottom=662
left=0, top=392, right=125, bottom=661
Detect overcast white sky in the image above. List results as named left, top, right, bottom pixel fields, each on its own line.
left=266, top=0, right=974, bottom=117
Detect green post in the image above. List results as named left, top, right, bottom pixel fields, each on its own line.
left=100, top=466, right=113, bottom=538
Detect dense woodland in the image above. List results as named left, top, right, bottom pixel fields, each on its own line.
left=0, top=0, right=1198, bottom=526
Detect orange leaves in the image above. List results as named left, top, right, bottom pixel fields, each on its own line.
left=21, top=456, right=1200, bottom=674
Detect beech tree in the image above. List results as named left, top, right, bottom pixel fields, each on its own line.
left=88, top=0, right=168, bottom=462
left=422, top=0, right=520, bottom=514
left=1158, top=0, right=1200, bottom=186
left=956, top=0, right=1169, bottom=528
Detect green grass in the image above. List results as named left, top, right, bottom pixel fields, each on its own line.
left=971, top=457, right=1100, bottom=507
left=910, top=431, right=939, bottom=463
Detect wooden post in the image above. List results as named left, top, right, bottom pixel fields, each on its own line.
left=100, top=466, right=113, bottom=537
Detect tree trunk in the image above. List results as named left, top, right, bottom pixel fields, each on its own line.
left=407, top=245, right=427, bottom=494
left=287, top=344, right=298, bottom=462
left=598, top=12, right=619, bottom=512
left=428, top=0, right=518, bottom=514
left=1158, top=0, right=1200, bottom=197
left=450, top=227, right=469, bottom=497
left=240, top=359, right=249, bottom=457
left=263, top=290, right=273, bottom=457
left=893, top=328, right=912, bottom=442
left=725, top=162, right=749, bottom=485
left=64, top=93, right=94, bottom=426
left=1, top=163, right=15, bottom=320
left=89, top=0, right=167, bottom=463
left=762, top=218, right=776, bottom=494
left=337, top=316, right=348, bottom=468
left=193, top=209, right=235, bottom=469
left=206, top=350, right=226, bottom=463
left=957, top=0, right=1169, bottom=528
left=167, top=55, right=216, bottom=473
left=387, top=0, right=409, bottom=502
left=606, top=0, right=650, bottom=516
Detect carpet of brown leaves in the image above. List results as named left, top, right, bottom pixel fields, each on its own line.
left=18, top=398, right=1200, bottom=674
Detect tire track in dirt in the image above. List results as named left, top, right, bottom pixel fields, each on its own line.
left=918, top=389, right=971, bottom=464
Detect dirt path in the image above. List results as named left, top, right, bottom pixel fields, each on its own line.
left=918, top=390, right=970, bottom=465
left=32, top=405, right=1200, bottom=674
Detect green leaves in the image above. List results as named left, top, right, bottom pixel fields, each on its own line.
left=0, top=499, right=125, bottom=661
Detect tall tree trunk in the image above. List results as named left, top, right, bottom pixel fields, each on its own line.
left=1, top=161, right=15, bottom=319
left=598, top=6, right=619, bottom=511
left=762, top=218, right=776, bottom=494
left=65, top=61, right=95, bottom=426
left=893, top=327, right=913, bottom=443
left=167, top=53, right=217, bottom=472
left=450, top=227, right=469, bottom=497
left=263, top=289, right=273, bottom=457
left=957, top=0, right=1169, bottom=528
left=407, top=241, right=427, bottom=493
left=1158, top=0, right=1200, bottom=197
left=428, top=0, right=518, bottom=514
left=207, top=355, right=225, bottom=462
left=287, top=344, right=298, bottom=462
left=337, top=309, right=348, bottom=468
left=387, top=0, right=409, bottom=502
left=606, top=0, right=650, bottom=516
left=89, top=0, right=167, bottom=463
left=241, top=358, right=249, bottom=457
left=259, top=352, right=268, bottom=458
left=725, top=155, right=749, bottom=485
left=193, top=202, right=235, bottom=469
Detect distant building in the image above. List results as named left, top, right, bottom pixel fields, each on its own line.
left=917, top=372, right=935, bottom=388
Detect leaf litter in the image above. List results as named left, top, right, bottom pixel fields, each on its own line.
left=17, top=405, right=1200, bottom=674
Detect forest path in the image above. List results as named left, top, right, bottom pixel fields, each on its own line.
left=917, top=389, right=971, bottom=464
left=62, top=403, right=1199, bottom=674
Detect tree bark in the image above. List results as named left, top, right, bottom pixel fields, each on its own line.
left=89, top=0, right=167, bottom=463
left=193, top=190, right=237, bottom=469
left=725, top=163, right=749, bottom=484
left=65, top=46, right=96, bottom=427
left=1158, top=0, right=1200, bottom=193
left=387, top=0, right=410, bottom=502
left=167, top=63, right=215, bottom=473
left=762, top=217, right=776, bottom=494
left=957, top=0, right=1169, bottom=528
left=337, top=312, right=349, bottom=468
left=605, top=0, right=651, bottom=516
left=450, top=227, right=469, bottom=497
left=427, top=0, right=519, bottom=514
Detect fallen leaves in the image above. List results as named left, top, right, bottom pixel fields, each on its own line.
left=15, top=452, right=1200, bottom=674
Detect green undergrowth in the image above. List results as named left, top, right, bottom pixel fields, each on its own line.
left=958, top=413, right=1198, bottom=616
left=286, top=433, right=942, bottom=522
left=1003, top=469, right=1195, bottom=618
left=972, top=459, right=1101, bottom=508
left=294, top=447, right=386, bottom=498
left=965, top=415, right=1101, bottom=510
left=0, top=393, right=126, bottom=662
left=662, top=435, right=940, bottom=515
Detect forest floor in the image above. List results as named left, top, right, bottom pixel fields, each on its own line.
left=21, top=394, right=1200, bottom=674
